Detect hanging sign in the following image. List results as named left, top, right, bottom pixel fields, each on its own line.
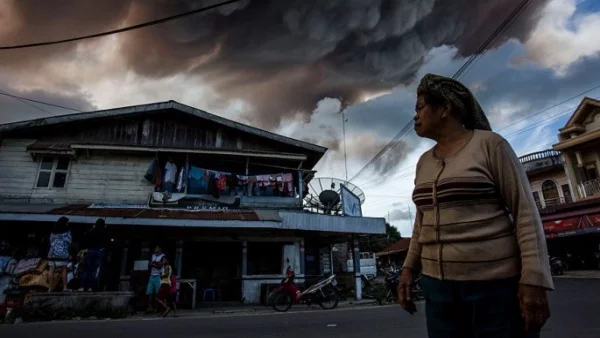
left=340, top=184, right=362, bottom=217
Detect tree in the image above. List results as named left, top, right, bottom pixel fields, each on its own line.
left=359, top=223, right=401, bottom=253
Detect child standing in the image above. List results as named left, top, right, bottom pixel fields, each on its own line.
left=156, top=256, right=173, bottom=317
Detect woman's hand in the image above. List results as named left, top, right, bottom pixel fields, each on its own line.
left=519, top=284, right=550, bottom=332
left=398, top=267, right=417, bottom=314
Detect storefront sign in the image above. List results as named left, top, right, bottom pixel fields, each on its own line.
left=544, top=213, right=600, bottom=238
left=543, top=217, right=582, bottom=233
left=149, top=196, right=241, bottom=210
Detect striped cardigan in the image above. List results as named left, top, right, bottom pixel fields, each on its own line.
left=403, top=130, right=554, bottom=290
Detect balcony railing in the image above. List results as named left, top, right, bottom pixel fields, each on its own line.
left=535, top=197, right=572, bottom=210
left=518, top=150, right=563, bottom=174
left=577, top=178, right=600, bottom=199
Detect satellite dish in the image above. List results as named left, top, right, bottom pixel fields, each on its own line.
left=304, top=177, right=365, bottom=215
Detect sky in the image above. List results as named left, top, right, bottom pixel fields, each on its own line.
left=1, top=0, right=600, bottom=237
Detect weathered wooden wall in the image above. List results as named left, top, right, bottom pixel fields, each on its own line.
left=36, top=112, right=282, bottom=153
left=0, top=139, right=154, bottom=204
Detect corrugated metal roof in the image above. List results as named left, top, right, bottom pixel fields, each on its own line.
left=279, top=211, right=386, bottom=235
left=46, top=204, right=263, bottom=221
left=0, top=101, right=326, bottom=154
left=0, top=204, right=385, bottom=235
left=376, top=238, right=412, bottom=257
left=26, top=141, right=72, bottom=151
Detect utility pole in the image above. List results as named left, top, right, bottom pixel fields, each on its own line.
left=339, top=98, right=349, bottom=182
left=408, top=204, right=413, bottom=226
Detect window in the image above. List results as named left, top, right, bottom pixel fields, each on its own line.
left=36, top=156, right=70, bottom=188
left=585, top=164, right=598, bottom=181
left=561, top=184, right=572, bottom=203
left=532, top=191, right=542, bottom=208
left=541, top=180, right=559, bottom=206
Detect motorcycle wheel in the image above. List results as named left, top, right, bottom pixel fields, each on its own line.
left=382, top=289, right=397, bottom=305
left=272, top=292, right=293, bottom=312
left=318, top=285, right=340, bottom=310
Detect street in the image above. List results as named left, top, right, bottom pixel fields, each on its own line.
left=1, top=278, right=599, bottom=338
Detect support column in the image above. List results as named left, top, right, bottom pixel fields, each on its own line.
left=175, top=240, right=183, bottom=276
left=298, top=170, right=304, bottom=198
left=241, top=241, right=248, bottom=304
left=299, top=239, right=305, bottom=275
left=120, top=241, right=129, bottom=277
left=242, top=241, right=248, bottom=276
left=352, top=236, right=362, bottom=301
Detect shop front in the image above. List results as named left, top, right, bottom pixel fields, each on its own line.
left=0, top=204, right=385, bottom=310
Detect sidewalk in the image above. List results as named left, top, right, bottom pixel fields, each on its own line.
left=132, top=299, right=379, bottom=319
left=554, top=270, right=600, bottom=279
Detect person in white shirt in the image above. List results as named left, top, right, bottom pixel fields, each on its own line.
left=146, top=245, right=166, bottom=313
left=162, top=157, right=177, bottom=201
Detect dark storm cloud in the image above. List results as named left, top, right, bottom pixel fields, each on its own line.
left=119, top=0, right=550, bottom=128
left=0, top=0, right=550, bottom=129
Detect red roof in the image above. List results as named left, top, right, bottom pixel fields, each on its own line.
left=47, top=204, right=263, bottom=221
left=376, top=238, right=412, bottom=257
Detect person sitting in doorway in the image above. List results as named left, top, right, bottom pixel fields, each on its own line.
left=146, top=245, right=165, bottom=313
left=47, top=216, right=72, bottom=292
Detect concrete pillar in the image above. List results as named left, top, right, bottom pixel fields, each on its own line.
left=563, top=153, right=581, bottom=200
left=299, top=238, right=305, bottom=275
left=298, top=170, right=304, bottom=198
left=352, top=236, right=362, bottom=301
left=120, top=240, right=129, bottom=277
left=242, top=241, right=248, bottom=276
left=241, top=241, right=248, bottom=304
left=175, top=240, right=183, bottom=277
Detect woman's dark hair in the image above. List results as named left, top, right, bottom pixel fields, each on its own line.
left=95, top=218, right=106, bottom=229
left=53, top=216, right=70, bottom=232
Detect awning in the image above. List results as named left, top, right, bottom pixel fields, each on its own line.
left=0, top=204, right=386, bottom=235
left=26, top=141, right=75, bottom=156
left=543, top=212, right=600, bottom=239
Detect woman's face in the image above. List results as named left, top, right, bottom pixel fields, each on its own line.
left=413, top=95, right=443, bottom=138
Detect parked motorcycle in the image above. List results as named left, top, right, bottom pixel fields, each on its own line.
left=549, top=256, right=564, bottom=276
left=381, top=267, right=423, bottom=305
left=271, top=266, right=340, bottom=312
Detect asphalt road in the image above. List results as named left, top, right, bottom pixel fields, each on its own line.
left=2, top=278, right=599, bottom=338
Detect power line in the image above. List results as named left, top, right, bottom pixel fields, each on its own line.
left=0, top=89, right=54, bottom=116
left=0, top=90, right=81, bottom=112
left=348, top=120, right=413, bottom=182
left=359, top=87, right=600, bottom=190
left=453, top=0, right=532, bottom=80
left=0, top=0, right=242, bottom=50
left=496, top=84, right=600, bottom=133
left=349, top=0, right=530, bottom=183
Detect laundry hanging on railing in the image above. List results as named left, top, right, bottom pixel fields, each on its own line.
left=185, top=166, right=295, bottom=197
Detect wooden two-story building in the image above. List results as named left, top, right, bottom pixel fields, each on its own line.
left=0, top=101, right=385, bottom=305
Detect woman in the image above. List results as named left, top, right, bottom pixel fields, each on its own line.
left=79, top=218, right=109, bottom=291
left=399, top=74, right=553, bottom=337
left=47, top=216, right=72, bottom=292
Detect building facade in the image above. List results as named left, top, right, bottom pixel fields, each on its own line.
left=553, top=97, right=600, bottom=201
left=519, top=150, right=573, bottom=209
left=0, top=101, right=385, bottom=306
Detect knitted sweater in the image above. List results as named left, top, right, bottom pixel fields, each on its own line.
left=403, top=130, right=554, bottom=290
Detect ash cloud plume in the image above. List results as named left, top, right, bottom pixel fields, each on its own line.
left=0, top=0, right=549, bottom=129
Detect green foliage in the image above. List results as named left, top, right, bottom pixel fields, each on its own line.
left=359, top=223, right=401, bottom=253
